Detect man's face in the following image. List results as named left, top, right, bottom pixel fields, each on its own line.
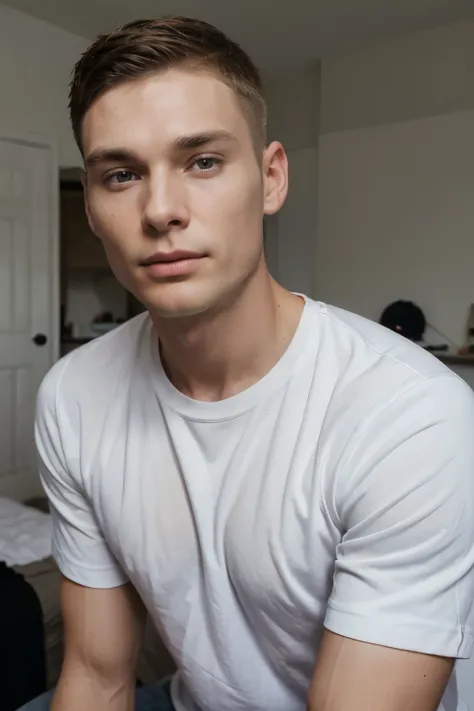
left=81, top=68, right=287, bottom=318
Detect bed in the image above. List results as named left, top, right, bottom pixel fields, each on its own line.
left=1, top=497, right=175, bottom=689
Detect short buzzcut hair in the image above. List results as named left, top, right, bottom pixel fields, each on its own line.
left=69, top=16, right=267, bottom=153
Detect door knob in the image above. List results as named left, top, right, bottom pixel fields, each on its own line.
left=32, top=333, right=48, bottom=346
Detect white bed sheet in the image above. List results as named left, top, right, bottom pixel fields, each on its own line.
left=0, top=497, right=52, bottom=566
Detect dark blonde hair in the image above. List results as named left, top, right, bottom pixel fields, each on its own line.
left=69, top=16, right=267, bottom=153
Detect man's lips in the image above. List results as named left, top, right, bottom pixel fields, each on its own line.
left=141, top=250, right=206, bottom=278
left=141, top=250, right=205, bottom=266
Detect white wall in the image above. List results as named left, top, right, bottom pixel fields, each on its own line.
left=265, top=65, right=320, bottom=295
left=274, top=146, right=318, bottom=296
left=0, top=4, right=87, bottom=167
left=266, top=64, right=321, bottom=151
left=321, top=19, right=474, bottom=134
left=317, top=109, right=474, bottom=347
left=317, top=19, right=474, bottom=349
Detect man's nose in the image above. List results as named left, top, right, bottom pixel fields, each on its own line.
left=142, top=173, right=190, bottom=234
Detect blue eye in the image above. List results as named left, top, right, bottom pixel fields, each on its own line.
left=107, top=170, right=137, bottom=184
left=195, top=157, right=218, bottom=171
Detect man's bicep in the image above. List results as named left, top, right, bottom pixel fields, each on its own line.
left=35, top=365, right=127, bottom=589
left=61, top=576, right=146, bottom=681
left=42, top=457, right=128, bottom=589
left=308, top=630, right=453, bottom=711
left=312, top=376, right=474, bottom=709
left=327, top=375, right=474, bottom=659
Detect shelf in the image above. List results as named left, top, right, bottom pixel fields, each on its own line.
left=60, top=337, right=93, bottom=345
left=434, top=353, right=474, bottom=366
left=67, top=265, right=112, bottom=272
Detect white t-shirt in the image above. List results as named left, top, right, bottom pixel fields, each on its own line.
left=36, top=298, right=474, bottom=711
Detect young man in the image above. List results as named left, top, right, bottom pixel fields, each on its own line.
left=21, top=16, right=474, bottom=711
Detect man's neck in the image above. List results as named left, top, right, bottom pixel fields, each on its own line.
left=152, top=271, right=305, bottom=403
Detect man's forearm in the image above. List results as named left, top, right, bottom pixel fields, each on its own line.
left=51, top=667, right=136, bottom=711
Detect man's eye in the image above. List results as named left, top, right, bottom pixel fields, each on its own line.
left=106, top=170, right=138, bottom=184
left=193, top=157, right=220, bottom=172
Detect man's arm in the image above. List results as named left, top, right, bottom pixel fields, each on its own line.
left=51, top=576, right=146, bottom=711
left=35, top=361, right=145, bottom=708
left=309, top=374, right=474, bottom=710
left=307, top=630, right=453, bottom=711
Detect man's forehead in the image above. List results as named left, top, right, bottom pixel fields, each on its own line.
left=88, top=69, right=240, bottom=121
left=82, top=69, right=248, bottom=149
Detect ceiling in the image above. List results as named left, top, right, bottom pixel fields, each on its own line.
left=2, top=0, right=474, bottom=75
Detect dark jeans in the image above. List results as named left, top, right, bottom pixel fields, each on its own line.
left=1, top=563, right=46, bottom=711
left=16, top=678, right=174, bottom=711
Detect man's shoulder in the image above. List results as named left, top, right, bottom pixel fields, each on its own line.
left=303, top=300, right=474, bottom=445
left=317, top=301, right=452, bottom=382
left=38, top=312, right=151, bottom=411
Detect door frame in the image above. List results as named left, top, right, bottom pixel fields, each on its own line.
left=0, top=132, right=60, bottom=366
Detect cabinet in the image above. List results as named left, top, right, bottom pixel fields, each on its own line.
left=59, top=181, right=146, bottom=357
left=60, top=182, right=132, bottom=357
left=61, top=187, right=109, bottom=270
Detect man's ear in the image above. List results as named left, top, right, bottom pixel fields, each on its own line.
left=81, top=170, right=97, bottom=235
left=262, top=141, right=289, bottom=216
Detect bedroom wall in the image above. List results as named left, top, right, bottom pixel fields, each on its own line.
left=320, top=18, right=474, bottom=133
left=264, top=19, right=474, bottom=307
left=316, top=19, right=474, bottom=351
left=0, top=4, right=87, bottom=166
left=265, top=65, right=320, bottom=296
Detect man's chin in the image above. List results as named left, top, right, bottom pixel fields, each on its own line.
left=153, top=304, right=209, bottom=319
left=138, top=280, right=231, bottom=321
left=145, top=293, right=215, bottom=320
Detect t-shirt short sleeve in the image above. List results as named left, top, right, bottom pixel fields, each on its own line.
left=35, top=361, right=128, bottom=589
left=325, top=374, right=474, bottom=659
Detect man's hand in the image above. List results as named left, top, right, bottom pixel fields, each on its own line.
left=51, top=576, right=146, bottom=711
left=307, top=630, right=454, bottom=711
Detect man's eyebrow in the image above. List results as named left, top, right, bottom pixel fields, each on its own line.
left=85, top=148, right=140, bottom=168
left=173, top=130, right=238, bottom=151
left=84, top=131, right=238, bottom=168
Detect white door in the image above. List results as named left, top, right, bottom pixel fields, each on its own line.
left=0, top=138, right=57, bottom=501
